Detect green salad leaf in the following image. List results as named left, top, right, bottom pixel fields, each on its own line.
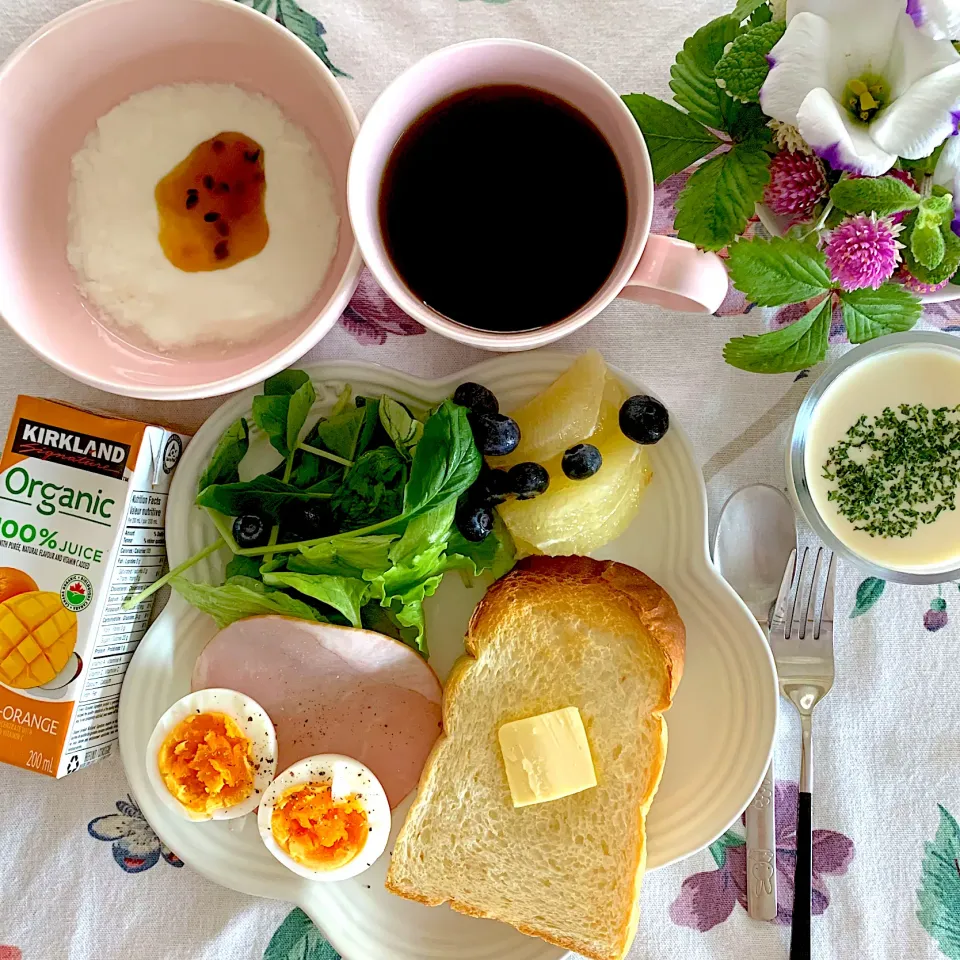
left=332, top=447, right=408, bottom=529
left=171, top=576, right=326, bottom=629
left=197, top=418, right=249, bottom=494
left=262, top=571, right=369, bottom=627
left=380, top=397, right=423, bottom=457
left=198, top=476, right=334, bottom=521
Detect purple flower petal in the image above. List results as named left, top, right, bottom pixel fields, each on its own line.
left=817, top=142, right=864, bottom=175
left=907, top=0, right=925, bottom=27
left=670, top=864, right=739, bottom=931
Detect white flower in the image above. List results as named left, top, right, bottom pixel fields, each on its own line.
left=909, top=0, right=960, bottom=40
left=760, top=0, right=960, bottom=176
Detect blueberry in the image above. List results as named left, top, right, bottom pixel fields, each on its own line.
left=472, top=465, right=512, bottom=505
left=455, top=500, right=494, bottom=542
left=619, top=395, right=669, bottom=445
left=508, top=462, right=550, bottom=500
left=232, top=514, right=270, bottom=548
left=470, top=412, right=521, bottom=457
left=454, top=382, right=499, bottom=416
left=562, top=443, right=602, bottom=480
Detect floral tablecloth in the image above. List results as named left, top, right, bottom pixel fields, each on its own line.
left=2, top=0, right=960, bottom=958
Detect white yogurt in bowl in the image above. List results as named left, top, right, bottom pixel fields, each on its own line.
left=789, top=332, right=960, bottom=583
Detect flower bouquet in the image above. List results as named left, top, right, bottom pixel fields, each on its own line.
left=624, top=0, right=960, bottom=373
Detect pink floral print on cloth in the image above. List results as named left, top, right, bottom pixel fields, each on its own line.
left=670, top=780, right=854, bottom=930
left=0, top=947, right=22, bottom=960
left=338, top=269, right=426, bottom=345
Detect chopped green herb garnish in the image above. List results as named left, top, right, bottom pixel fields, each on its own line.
left=823, top=403, right=960, bottom=539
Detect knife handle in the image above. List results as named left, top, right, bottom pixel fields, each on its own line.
left=745, top=759, right=777, bottom=921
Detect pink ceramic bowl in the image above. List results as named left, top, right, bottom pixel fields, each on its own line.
left=0, top=0, right=362, bottom=400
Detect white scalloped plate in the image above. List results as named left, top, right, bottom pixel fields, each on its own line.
left=119, top=353, right=777, bottom=960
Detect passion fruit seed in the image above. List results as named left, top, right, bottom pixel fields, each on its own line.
left=470, top=412, right=521, bottom=457
left=562, top=443, right=602, bottom=480
left=455, top=500, right=494, bottom=542
left=619, top=395, right=669, bottom=445
left=508, top=462, right=550, bottom=500
left=453, top=382, right=500, bottom=416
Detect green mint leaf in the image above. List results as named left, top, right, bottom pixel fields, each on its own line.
left=674, top=141, right=771, bottom=251
left=171, top=576, right=325, bottom=629
left=829, top=175, right=921, bottom=216
left=917, top=805, right=960, bottom=958
left=902, top=212, right=960, bottom=284
left=669, top=15, right=742, bottom=129
left=911, top=221, right=946, bottom=269
left=196, top=417, right=248, bottom=494
left=197, top=475, right=334, bottom=521
left=731, top=0, right=768, bottom=20
left=918, top=192, right=954, bottom=228
left=262, top=571, right=370, bottom=627
left=331, top=447, right=408, bottom=530
left=621, top=94, right=721, bottom=184
left=380, top=396, right=424, bottom=458
left=715, top=21, right=785, bottom=103
left=727, top=236, right=831, bottom=305
left=839, top=285, right=921, bottom=343
left=724, top=296, right=832, bottom=372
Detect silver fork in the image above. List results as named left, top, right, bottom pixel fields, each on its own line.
left=769, top=545, right=836, bottom=960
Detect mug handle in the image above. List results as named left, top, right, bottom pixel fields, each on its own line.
left=618, top=234, right=729, bottom=313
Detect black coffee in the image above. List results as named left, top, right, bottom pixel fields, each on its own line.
left=379, top=85, right=628, bottom=332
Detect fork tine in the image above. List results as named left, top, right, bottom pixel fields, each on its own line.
left=801, top=548, right=826, bottom=640
left=787, top=547, right=810, bottom=640
left=770, top=547, right=797, bottom=636
left=815, top=552, right=836, bottom=640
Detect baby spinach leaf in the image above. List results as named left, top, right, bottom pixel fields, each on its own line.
left=403, top=400, right=481, bottom=517
left=313, top=405, right=366, bottom=460
left=253, top=375, right=317, bottom=459
left=332, top=447, right=407, bottom=530
left=224, top=554, right=263, bottom=580
left=197, top=476, right=333, bottom=520
left=286, top=380, right=317, bottom=457
left=262, top=571, right=370, bottom=627
left=380, top=397, right=424, bottom=458
left=330, top=384, right=353, bottom=417
left=264, top=369, right=311, bottom=396
left=356, top=398, right=383, bottom=456
left=171, top=576, right=325, bottom=629
left=197, top=418, right=249, bottom=494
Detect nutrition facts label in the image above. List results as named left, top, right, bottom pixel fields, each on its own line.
left=65, top=488, right=171, bottom=761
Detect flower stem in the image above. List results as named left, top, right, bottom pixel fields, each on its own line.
left=121, top=539, right=227, bottom=610
left=801, top=199, right=834, bottom=240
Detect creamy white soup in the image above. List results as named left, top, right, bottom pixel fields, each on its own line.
left=804, top=345, right=960, bottom=573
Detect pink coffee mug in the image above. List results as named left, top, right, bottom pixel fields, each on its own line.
left=348, top=38, right=729, bottom=352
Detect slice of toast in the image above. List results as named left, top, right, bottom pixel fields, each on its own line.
left=386, top=555, right=685, bottom=960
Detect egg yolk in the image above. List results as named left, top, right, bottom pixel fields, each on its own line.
left=270, top=782, right=369, bottom=871
left=158, top=712, right=256, bottom=816
left=155, top=131, right=268, bottom=272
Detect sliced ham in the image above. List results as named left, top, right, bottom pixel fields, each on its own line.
left=191, top=616, right=442, bottom=808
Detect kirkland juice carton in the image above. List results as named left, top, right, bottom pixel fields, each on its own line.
left=0, top=396, right=188, bottom=777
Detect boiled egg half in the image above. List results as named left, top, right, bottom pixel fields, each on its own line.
left=257, top=754, right=391, bottom=881
left=146, top=688, right=277, bottom=822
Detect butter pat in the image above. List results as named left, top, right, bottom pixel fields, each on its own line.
left=498, top=706, right=597, bottom=808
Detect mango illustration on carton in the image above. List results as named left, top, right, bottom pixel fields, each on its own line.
left=0, top=396, right=188, bottom=777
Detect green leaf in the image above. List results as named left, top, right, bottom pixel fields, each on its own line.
left=902, top=213, right=960, bottom=284
left=727, top=236, right=831, bottom=306
left=263, top=571, right=370, bottom=627
left=731, top=0, right=768, bottom=20
left=379, top=396, right=424, bottom=458
left=724, top=296, right=832, bottom=373
left=674, top=142, right=771, bottom=251
left=850, top=576, right=885, bottom=617
left=264, top=908, right=340, bottom=960
left=839, top=285, right=921, bottom=343
left=171, top=576, right=325, bottom=629
left=290, top=534, right=398, bottom=576
left=264, top=369, right=310, bottom=396
left=900, top=143, right=945, bottom=179
left=829, top=176, right=921, bottom=217
left=748, top=3, right=773, bottom=26
left=388, top=501, right=457, bottom=569
left=224, top=554, right=263, bottom=580
left=196, top=417, right=249, bottom=494
left=331, top=447, right=408, bottom=530
left=715, top=21, right=785, bottom=103
left=919, top=193, right=954, bottom=223
left=446, top=520, right=516, bottom=580
left=911, top=222, right=947, bottom=269
left=251, top=377, right=316, bottom=460
left=403, top=400, right=482, bottom=518
left=917, top=805, right=960, bottom=959
left=621, top=94, right=721, bottom=184
left=669, top=15, right=742, bottom=129
left=311, top=405, right=366, bottom=461
left=250, top=0, right=273, bottom=14
left=197, top=476, right=333, bottom=521
left=286, top=380, right=317, bottom=457
left=330, top=384, right=353, bottom=417
left=275, top=0, right=350, bottom=78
